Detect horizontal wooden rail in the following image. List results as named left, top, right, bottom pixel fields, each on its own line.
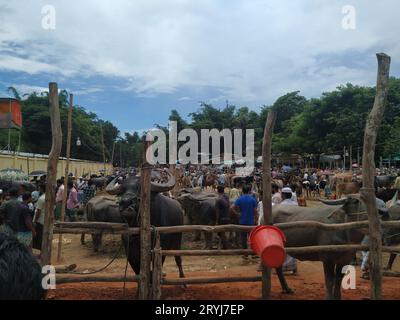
left=161, top=245, right=400, bottom=256
left=54, top=270, right=400, bottom=286
left=56, top=275, right=139, bottom=285
left=161, top=276, right=262, bottom=285
left=54, top=221, right=400, bottom=236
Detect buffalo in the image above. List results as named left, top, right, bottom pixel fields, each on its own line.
left=177, top=190, right=219, bottom=248
left=83, top=195, right=121, bottom=251
left=261, top=195, right=387, bottom=299
left=0, top=233, right=46, bottom=300
left=105, top=169, right=185, bottom=279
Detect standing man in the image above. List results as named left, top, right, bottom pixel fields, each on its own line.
left=394, top=172, right=400, bottom=191
left=66, top=180, right=79, bottom=222
left=33, top=184, right=46, bottom=253
left=215, top=185, right=230, bottom=249
left=55, top=178, right=64, bottom=221
left=15, top=192, right=36, bottom=249
left=231, top=184, right=258, bottom=260
left=280, top=187, right=298, bottom=273
left=0, top=188, right=20, bottom=236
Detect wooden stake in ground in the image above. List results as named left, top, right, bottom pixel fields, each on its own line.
left=361, top=53, right=391, bottom=300
left=57, top=94, right=73, bottom=262
left=261, top=110, right=277, bottom=300
left=41, top=82, right=63, bottom=266
left=138, top=134, right=152, bottom=300
left=151, top=232, right=162, bottom=300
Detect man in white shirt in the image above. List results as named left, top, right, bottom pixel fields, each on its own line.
left=280, top=187, right=298, bottom=273
left=33, top=184, right=46, bottom=252
left=281, top=187, right=298, bottom=206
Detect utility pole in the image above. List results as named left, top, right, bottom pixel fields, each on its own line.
left=357, top=147, right=360, bottom=169
left=57, top=93, right=73, bottom=262
left=350, top=145, right=353, bottom=172
left=343, top=146, right=346, bottom=171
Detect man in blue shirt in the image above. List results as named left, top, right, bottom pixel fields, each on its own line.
left=231, top=184, right=258, bottom=259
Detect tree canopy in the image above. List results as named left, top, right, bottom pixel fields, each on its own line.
left=2, top=77, right=400, bottom=167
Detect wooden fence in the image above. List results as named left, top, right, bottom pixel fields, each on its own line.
left=53, top=220, right=400, bottom=299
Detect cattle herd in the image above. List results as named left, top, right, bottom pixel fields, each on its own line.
left=1, top=164, right=400, bottom=300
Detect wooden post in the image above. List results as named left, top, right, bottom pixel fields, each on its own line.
left=261, top=110, right=277, bottom=300
left=151, top=232, right=162, bottom=300
left=138, top=134, right=152, bottom=300
left=361, top=53, right=391, bottom=300
left=57, top=94, right=73, bottom=262
left=41, top=82, right=63, bottom=266
left=357, top=147, right=360, bottom=169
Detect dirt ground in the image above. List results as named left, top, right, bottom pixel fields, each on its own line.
left=43, top=200, right=400, bottom=300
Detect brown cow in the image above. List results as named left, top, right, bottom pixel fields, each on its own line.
left=336, top=182, right=361, bottom=199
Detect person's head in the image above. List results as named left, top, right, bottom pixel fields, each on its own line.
left=272, top=184, right=279, bottom=193
left=217, top=185, right=225, bottom=194
left=22, top=192, right=32, bottom=203
left=56, top=179, right=62, bottom=186
left=18, top=184, right=27, bottom=195
left=8, top=188, right=19, bottom=198
left=67, top=179, right=74, bottom=189
left=39, top=183, right=46, bottom=194
left=282, top=187, right=293, bottom=200
left=242, top=184, right=251, bottom=194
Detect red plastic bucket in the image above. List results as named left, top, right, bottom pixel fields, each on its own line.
left=249, top=225, right=286, bottom=268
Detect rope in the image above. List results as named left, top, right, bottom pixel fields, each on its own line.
left=66, top=241, right=124, bottom=275
left=122, top=231, right=130, bottom=297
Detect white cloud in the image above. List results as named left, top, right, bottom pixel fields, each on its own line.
left=0, top=0, right=399, bottom=105
left=178, top=96, right=192, bottom=101
left=10, top=84, right=49, bottom=96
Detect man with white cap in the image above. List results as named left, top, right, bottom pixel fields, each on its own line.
left=281, top=187, right=298, bottom=206
left=280, top=186, right=298, bottom=274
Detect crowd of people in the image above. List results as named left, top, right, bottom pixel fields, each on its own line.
left=0, top=175, right=97, bottom=256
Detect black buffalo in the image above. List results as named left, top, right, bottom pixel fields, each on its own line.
left=0, top=233, right=46, bottom=300
left=177, top=191, right=219, bottom=248
left=105, top=170, right=185, bottom=279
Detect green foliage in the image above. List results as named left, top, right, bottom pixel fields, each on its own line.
left=3, top=77, right=400, bottom=167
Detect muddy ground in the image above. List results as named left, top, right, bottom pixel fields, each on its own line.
left=44, top=230, right=400, bottom=300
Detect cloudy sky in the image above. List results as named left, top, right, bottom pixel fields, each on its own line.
left=0, top=0, right=399, bottom=134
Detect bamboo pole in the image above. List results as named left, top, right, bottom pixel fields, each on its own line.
left=151, top=232, right=162, bottom=300
left=41, top=83, right=63, bottom=266
left=138, top=135, right=152, bottom=300
left=57, top=94, right=73, bottom=262
left=361, top=53, right=391, bottom=300
left=261, top=110, right=277, bottom=300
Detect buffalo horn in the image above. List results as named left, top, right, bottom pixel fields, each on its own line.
left=320, top=198, right=347, bottom=206
left=105, top=176, right=123, bottom=195
left=150, top=169, right=176, bottom=193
